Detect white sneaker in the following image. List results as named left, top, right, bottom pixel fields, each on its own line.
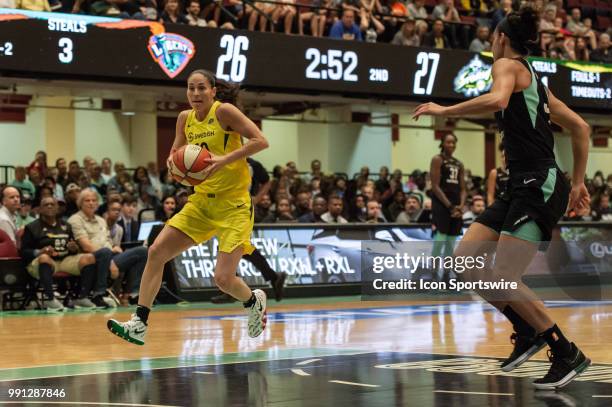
left=102, top=295, right=118, bottom=308
left=44, top=297, right=64, bottom=312
left=247, top=289, right=267, bottom=338
left=74, top=297, right=96, bottom=309
left=107, top=314, right=147, bottom=345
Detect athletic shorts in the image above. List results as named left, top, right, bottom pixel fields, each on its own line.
left=27, top=254, right=86, bottom=279
left=166, top=191, right=255, bottom=254
left=432, top=197, right=463, bottom=236
left=475, top=166, right=570, bottom=242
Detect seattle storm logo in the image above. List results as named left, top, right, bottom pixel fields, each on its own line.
left=148, top=33, right=195, bottom=78
left=453, top=56, right=492, bottom=97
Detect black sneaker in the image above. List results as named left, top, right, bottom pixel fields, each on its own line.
left=91, top=295, right=110, bottom=309
left=271, top=272, right=287, bottom=302
left=501, top=332, right=547, bottom=372
left=128, top=296, right=139, bottom=306
left=533, top=343, right=591, bottom=390
left=211, top=292, right=236, bottom=304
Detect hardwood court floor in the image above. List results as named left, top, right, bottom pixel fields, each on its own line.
left=1, top=297, right=612, bottom=406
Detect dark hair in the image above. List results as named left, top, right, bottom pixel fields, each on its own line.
left=121, top=193, right=137, bottom=206
left=497, top=6, right=539, bottom=55
left=133, top=166, right=149, bottom=184
left=55, top=157, right=65, bottom=166
left=188, top=69, right=240, bottom=105
left=439, top=133, right=458, bottom=153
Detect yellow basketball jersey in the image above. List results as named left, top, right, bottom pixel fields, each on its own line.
left=184, top=101, right=250, bottom=195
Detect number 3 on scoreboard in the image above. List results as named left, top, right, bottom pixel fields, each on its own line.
left=413, top=52, right=440, bottom=96
left=58, top=37, right=73, bottom=64
left=216, top=35, right=249, bottom=82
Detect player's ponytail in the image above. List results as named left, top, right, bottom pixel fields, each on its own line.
left=214, top=78, right=240, bottom=105
left=187, top=69, right=240, bottom=105
left=497, top=5, right=539, bottom=55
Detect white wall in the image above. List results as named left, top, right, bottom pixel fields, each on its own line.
left=392, top=115, right=486, bottom=176
left=555, top=134, right=612, bottom=177
left=0, top=99, right=46, bottom=166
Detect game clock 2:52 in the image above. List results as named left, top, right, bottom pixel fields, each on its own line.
left=304, top=48, right=358, bottom=82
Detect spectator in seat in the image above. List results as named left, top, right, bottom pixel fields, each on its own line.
left=392, top=17, right=421, bottom=47
left=423, top=18, right=451, bottom=49
left=43, top=176, right=64, bottom=201
left=396, top=194, right=425, bottom=223
left=254, top=193, right=273, bottom=223
left=15, top=195, right=35, bottom=229
left=101, top=157, right=113, bottom=184
left=147, top=161, right=163, bottom=200
left=303, top=159, right=324, bottom=183
left=321, top=194, right=348, bottom=223
left=118, top=194, right=140, bottom=243
left=299, top=195, right=327, bottom=222
left=375, top=166, right=390, bottom=195
left=462, top=195, right=485, bottom=225
left=329, top=9, right=363, bottom=41
left=29, top=151, right=48, bottom=178
left=491, top=0, right=511, bottom=30
left=539, top=4, right=557, bottom=52
left=566, top=8, right=597, bottom=51
left=431, top=0, right=462, bottom=48
left=160, top=0, right=189, bottom=25
left=104, top=200, right=124, bottom=247
left=55, top=158, right=69, bottom=188
left=155, top=195, right=177, bottom=222
left=407, top=0, right=428, bottom=36
left=64, top=183, right=82, bottom=219
left=21, top=197, right=98, bottom=311
left=348, top=194, right=367, bottom=222
left=66, top=160, right=81, bottom=187
left=0, top=186, right=21, bottom=247
left=107, top=161, right=125, bottom=191
left=361, top=184, right=374, bottom=202
left=365, top=200, right=385, bottom=223
left=186, top=0, right=217, bottom=26
left=263, top=197, right=296, bottom=222
left=469, top=25, right=491, bottom=52
left=385, top=189, right=405, bottom=221
left=572, top=37, right=589, bottom=62
left=68, top=189, right=148, bottom=307
left=593, top=193, right=611, bottom=221
left=11, top=166, right=36, bottom=198
left=591, top=33, right=611, bottom=64
left=293, top=191, right=312, bottom=219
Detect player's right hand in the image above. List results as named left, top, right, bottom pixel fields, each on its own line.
left=568, top=182, right=590, bottom=212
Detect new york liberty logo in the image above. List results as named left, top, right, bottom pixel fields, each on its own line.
left=148, top=33, right=195, bottom=78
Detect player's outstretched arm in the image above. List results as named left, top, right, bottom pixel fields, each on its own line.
left=547, top=88, right=591, bottom=210
left=413, top=58, right=516, bottom=120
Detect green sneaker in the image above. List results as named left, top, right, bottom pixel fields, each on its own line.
left=107, top=314, right=147, bottom=345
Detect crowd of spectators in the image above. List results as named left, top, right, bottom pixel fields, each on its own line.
left=2, top=0, right=610, bottom=63
left=0, top=150, right=610, bottom=310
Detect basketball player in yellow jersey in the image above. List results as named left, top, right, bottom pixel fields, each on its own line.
left=107, top=69, right=269, bottom=345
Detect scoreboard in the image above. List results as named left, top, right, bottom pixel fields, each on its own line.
left=0, top=8, right=610, bottom=111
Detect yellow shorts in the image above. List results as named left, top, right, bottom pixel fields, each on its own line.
left=27, top=254, right=85, bottom=279
left=167, top=191, right=255, bottom=254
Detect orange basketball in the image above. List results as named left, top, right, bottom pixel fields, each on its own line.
left=170, top=144, right=211, bottom=186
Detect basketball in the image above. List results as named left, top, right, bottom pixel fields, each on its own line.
left=170, top=144, right=211, bottom=186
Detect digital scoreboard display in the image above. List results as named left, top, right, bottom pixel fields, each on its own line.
left=0, top=8, right=610, bottom=111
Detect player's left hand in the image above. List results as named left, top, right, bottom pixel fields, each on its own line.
left=568, top=182, right=590, bottom=212
left=413, top=102, right=447, bottom=121
left=202, top=154, right=228, bottom=181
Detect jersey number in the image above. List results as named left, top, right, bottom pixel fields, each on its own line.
left=448, top=166, right=459, bottom=182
